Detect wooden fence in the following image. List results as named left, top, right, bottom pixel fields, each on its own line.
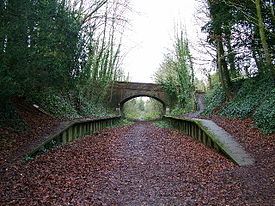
left=27, top=116, right=121, bottom=158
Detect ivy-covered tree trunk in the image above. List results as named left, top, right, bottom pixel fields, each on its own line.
left=255, top=0, right=274, bottom=78
left=155, top=27, right=196, bottom=114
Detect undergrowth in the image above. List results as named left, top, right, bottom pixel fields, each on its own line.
left=112, top=119, right=134, bottom=127
left=202, top=87, right=225, bottom=116
left=202, top=75, right=275, bottom=134
left=152, top=121, right=172, bottom=129
left=0, top=100, right=26, bottom=132
left=31, top=91, right=116, bottom=120
left=0, top=91, right=117, bottom=133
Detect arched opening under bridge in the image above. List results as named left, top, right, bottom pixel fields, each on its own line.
left=120, top=95, right=166, bottom=120
left=109, top=82, right=170, bottom=115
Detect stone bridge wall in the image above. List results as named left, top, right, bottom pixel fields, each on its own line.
left=109, top=81, right=169, bottom=108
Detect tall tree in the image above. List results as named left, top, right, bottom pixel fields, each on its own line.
left=155, top=27, right=196, bottom=114
left=255, top=0, right=273, bottom=75
left=222, top=0, right=274, bottom=77
left=204, top=0, right=232, bottom=100
left=0, top=0, right=130, bottom=105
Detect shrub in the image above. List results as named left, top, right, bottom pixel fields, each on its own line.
left=220, top=75, right=273, bottom=120
left=78, top=98, right=115, bottom=117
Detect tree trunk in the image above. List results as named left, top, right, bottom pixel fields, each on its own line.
left=255, top=0, right=274, bottom=78
left=207, top=74, right=213, bottom=90
left=217, top=39, right=232, bottom=100
left=207, top=0, right=232, bottom=100
left=225, top=36, right=238, bottom=79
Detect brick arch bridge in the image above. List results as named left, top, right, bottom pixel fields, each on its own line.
left=109, top=81, right=169, bottom=114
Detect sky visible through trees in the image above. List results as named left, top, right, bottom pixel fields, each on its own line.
left=122, top=0, right=198, bottom=83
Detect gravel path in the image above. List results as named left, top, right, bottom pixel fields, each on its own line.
left=1, top=122, right=237, bottom=205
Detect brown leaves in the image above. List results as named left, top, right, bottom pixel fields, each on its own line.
left=0, top=112, right=274, bottom=205
left=0, top=100, right=61, bottom=169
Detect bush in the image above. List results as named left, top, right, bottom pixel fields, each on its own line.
left=78, top=98, right=115, bottom=117
left=31, top=90, right=116, bottom=120
left=220, top=75, right=273, bottom=121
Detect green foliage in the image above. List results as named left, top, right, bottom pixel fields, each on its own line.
left=144, top=98, right=164, bottom=120
left=78, top=101, right=114, bottom=117
left=209, top=73, right=221, bottom=89
left=253, top=92, right=275, bottom=134
left=220, top=75, right=273, bottom=119
left=0, top=0, right=129, bottom=122
left=32, top=92, right=80, bottom=120
left=155, top=27, right=196, bottom=113
left=194, top=77, right=207, bottom=92
left=31, top=90, right=116, bottom=120
left=152, top=121, right=172, bottom=129
left=0, top=0, right=83, bottom=99
left=170, top=105, right=192, bottom=116
left=123, top=97, right=164, bottom=121
left=202, top=87, right=225, bottom=116
left=202, top=0, right=274, bottom=77
left=203, top=75, right=274, bottom=134
left=143, top=113, right=162, bottom=121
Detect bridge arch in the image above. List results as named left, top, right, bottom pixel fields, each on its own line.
left=120, top=94, right=166, bottom=107
left=119, top=94, right=166, bottom=117
left=109, top=82, right=170, bottom=115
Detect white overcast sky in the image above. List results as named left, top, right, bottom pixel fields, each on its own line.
left=121, top=0, right=201, bottom=83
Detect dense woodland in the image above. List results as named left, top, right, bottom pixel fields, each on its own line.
left=198, top=0, right=274, bottom=134
left=0, top=1, right=274, bottom=205
left=154, top=0, right=274, bottom=133
left=0, top=0, right=129, bottom=119
left=0, top=0, right=274, bottom=133
left=156, top=0, right=274, bottom=103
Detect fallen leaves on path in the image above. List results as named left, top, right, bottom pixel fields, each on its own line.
left=1, top=120, right=273, bottom=205
left=1, top=101, right=274, bottom=206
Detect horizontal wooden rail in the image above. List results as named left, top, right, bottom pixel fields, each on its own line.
left=164, top=116, right=222, bottom=151
left=164, top=116, right=254, bottom=166
left=26, top=116, right=121, bottom=158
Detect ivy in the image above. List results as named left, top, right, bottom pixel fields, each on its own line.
left=253, top=90, right=275, bottom=134
left=203, top=75, right=274, bottom=134
left=201, top=87, right=225, bottom=116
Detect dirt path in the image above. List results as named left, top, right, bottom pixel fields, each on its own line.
left=1, top=122, right=273, bottom=205
left=1, top=122, right=236, bottom=205
left=180, top=93, right=206, bottom=118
